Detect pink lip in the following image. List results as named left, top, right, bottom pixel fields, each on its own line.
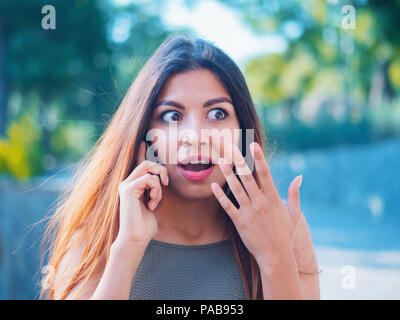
left=178, top=164, right=215, bottom=181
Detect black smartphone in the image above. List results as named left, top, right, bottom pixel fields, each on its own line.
left=144, top=139, right=162, bottom=163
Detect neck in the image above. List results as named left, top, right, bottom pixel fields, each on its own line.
left=152, top=185, right=228, bottom=244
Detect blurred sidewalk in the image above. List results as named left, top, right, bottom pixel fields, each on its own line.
left=316, top=246, right=400, bottom=299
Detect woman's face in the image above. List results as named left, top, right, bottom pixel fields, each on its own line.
left=147, top=68, right=241, bottom=199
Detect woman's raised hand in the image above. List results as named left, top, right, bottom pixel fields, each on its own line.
left=210, top=142, right=305, bottom=269
left=116, top=141, right=169, bottom=245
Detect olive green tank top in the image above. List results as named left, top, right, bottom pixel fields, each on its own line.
left=129, top=238, right=247, bottom=300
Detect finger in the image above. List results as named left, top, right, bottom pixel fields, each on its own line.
left=126, top=159, right=169, bottom=186
left=287, top=175, right=302, bottom=228
left=282, top=197, right=303, bottom=239
left=128, top=173, right=162, bottom=211
left=147, top=175, right=163, bottom=210
left=250, top=142, right=280, bottom=201
left=230, top=144, right=261, bottom=204
left=211, top=182, right=240, bottom=223
left=218, top=157, right=251, bottom=209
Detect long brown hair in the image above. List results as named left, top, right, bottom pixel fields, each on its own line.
left=40, top=33, right=267, bottom=300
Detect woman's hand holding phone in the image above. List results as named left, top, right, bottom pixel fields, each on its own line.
left=116, top=141, right=168, bottom=246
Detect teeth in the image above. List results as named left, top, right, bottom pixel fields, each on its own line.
left=189, top=160, right=210, bottom=164
left=180, top=159, right=212, bottom=165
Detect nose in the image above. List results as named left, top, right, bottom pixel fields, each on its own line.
left=182, top=136, right=206, bottom=148
left=179, top=114, right=209, bottom=149
left=181, top=129, right=207, bottom=148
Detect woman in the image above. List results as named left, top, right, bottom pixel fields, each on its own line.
left=40, top=33, right=320, bottom=300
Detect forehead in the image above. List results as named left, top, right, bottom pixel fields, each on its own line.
left=156, top=69, right=230, bottom=103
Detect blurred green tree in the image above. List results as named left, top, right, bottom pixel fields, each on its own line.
left=0, top=1, right=110, bottom=138
left=0, top=0, right=172, bottom=176
left=0, top=109, right=43, bottom=178
left=210, top=0, right=400, bottom=117
left=192, top=0, right=400, bottom=150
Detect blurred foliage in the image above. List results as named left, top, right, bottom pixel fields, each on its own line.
left=2, top=0, right=400, bottom=178
left=50, top=120, right=96, bottom=161
left=210, top=0, right=400, bottom=149
left=0, top=0, right=175, bottom=178
left=0, top=110, right=43, bottom=179
left=220, top=0, right=400, bottom=108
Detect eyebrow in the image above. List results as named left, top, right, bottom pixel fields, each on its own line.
left=153, top=97, right=233, bottom=110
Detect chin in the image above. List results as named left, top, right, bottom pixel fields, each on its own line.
left=171, top=180, right=215, bottom=200
left=170, top=179, right=217, bottom=200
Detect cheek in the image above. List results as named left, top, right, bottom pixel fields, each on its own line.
left=213, top=127, right=241, bottom=163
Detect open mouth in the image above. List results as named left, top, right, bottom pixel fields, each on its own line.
left=178, top=163, right=214, bottom=171
left=177, top=162, right=216, bottom=181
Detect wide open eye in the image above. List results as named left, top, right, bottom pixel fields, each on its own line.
left=160, top=110, right=182, bottom=122
left=208, top=108, right=228, bottom=120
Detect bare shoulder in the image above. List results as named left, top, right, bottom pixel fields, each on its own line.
left=52, top=229, right=107, bottom=299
